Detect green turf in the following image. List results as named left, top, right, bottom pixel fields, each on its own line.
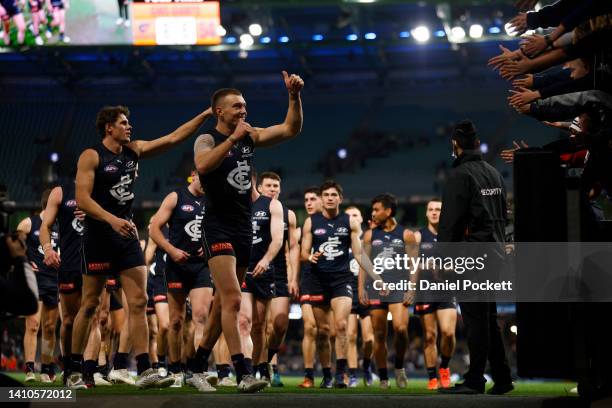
left=5, top=373, right=577, bottom=397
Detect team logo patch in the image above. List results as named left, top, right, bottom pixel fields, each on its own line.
left=227, top=160, right=251, bottom=193
left=254, top=211, right=267, bottom=217
left=336, top=227, right=348, bottom=233
left=241, top=146, right=252, bottom=154
left=392, top=238, right=403, bottom=244
left=110, top=175, right=134, bottom=204
left=184, top=215, right=203, bottom=242
left=181, top=204, right=194, bottom=212
left=211, top=242, right=233, bottom=252
left=314, top=228, right=326, bottom=236
left=104, top=165, right=119, bottom=173
left=66, top=199, right=77, bottom=207
left=126, top=161, right=136, bottom=168
left=372, top=239, right=383, bottom=246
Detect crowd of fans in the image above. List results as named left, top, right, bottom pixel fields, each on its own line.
left=493, top=0, right=612, bottom=237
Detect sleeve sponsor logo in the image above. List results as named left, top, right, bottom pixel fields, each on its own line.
left=168, top=282, right=183, bottom=289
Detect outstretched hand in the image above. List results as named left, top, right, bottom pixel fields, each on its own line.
left=282, top=71, right=304, bottom=95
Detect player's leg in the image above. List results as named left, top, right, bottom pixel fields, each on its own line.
left=266, top=295, right=289, bottom=364
left=39, top=302, right=60, bottom=382
left=154, top=301, right=169, bottom=374
left=299, top=302, right=317, bottom=387
left=347, top=313, right=359, bottom=387
left=190, top=287, right=213, bottom=354
left=421, top=311, right=439, bottom=389
left=147, top=313, right=159, bottom=368
left=69, top=274, right=106, bottom=387
left=83, top=312, right=105, bottom=387
left=312, top=304, right=332, bottom=387
left=436, top=307, right=457, bottom=388
left=359, top=314, right=374, bottom=386
left=167, top=289, right=186, bottom=385
left=370, top=308, right=389, bottom=388
left=330, top=296, right=352, bottom=387
left=251, top=298, right=270, bottom=381
left=12, top=12, right=25, bottom=44
left=59, top=291, right=81, bottom=383
left=23, top=302, right=41, bottom=382
left=388, top=303, right=409, bottom=388
left=214, top=335, right=234, bottom=386
left=238, top=291, right=254, bottom=360
left=57, top=7, right=67, bottom=42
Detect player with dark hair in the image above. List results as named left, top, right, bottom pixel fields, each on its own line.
left=413, top=198, right=457, bottom=390
left=297, top=186, right=326, bottom=388
left=238, top=172, right=283, bottom=384
left=256, top=171, right=300, bottom=387
left=17, top=189, right=59, bottom=383
left=39, top=179, right=86, bottom=385
left=149, top=170, right=216, bottom=392
left=343, top=206, right=374, bottom=387
left=301, top=181, right=366, bottom=388
left=68, top=104, right=212, bottom=389
left=192, top=71, right=303, bottom=392
left=359, top=193, right=414, bottom=389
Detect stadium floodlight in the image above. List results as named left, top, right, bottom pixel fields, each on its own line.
left=488, top=26, right=501, bottom=34
left=215, top=25, right=226, bottom=37
left=399, top=31, right=410, bottom=38
left=225, top=36, right=237, bottom=44
left=239, top=33, right=254, bottom=49
left=450, top=26, right=466, bottom=41
left=469, top=24, right=484, bottom=39
left=249, top=23, right=262, bottom=36
left=364, top=32, right=376, bottom=40
left=480, top=142, right=489, bottom=154
left=260, top=36, right=271, bottom=44
left=411, top=26, right=430, bottom=43
left=279, top=36, right=289, bottom=43
left=312, top=34, right=324, bottom=41
left=50, top=152, right=59, bottom=163
left=434, top=30, right=445, bottom=38
left=337, top=148, right=348, bottom=159
left=346, top=33, right=358, bottom=41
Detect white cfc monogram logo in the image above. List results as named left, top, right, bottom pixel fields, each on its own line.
left=110, top=174, right=134, bottom=204
left=185, top=215, right=203, bottom=241
left=319, top=236, right=344, bottom=261
left=72, top=217, right=84, bottom=234
left=252, top=220, right=262, bottom=244
left=227, top=160, right=251, bottom=194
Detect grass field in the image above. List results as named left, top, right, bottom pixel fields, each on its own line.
left=6, top=373, right=577, bottom=397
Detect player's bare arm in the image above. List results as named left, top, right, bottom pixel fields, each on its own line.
left=40, top=186, right=62, bottom=269
left=130, top=107, right=213, bottom=159
left=251, top=71, right=304, bottom=148
left=144, top=235, right=157, bottom=269
left=300, top=217, right=318, bottom=263
left=287, top=209, right=300, bottom=298
left=75, top=149, right=135, bottom=238
left=194, top=118, right=254, bottom=175
left=253, top=199, right=284, bottom=276
left=358, top=229, right=373, bottom=306
left=403, top=228, right=418, bottom=306
left=150, top=192, right=189, bottom=264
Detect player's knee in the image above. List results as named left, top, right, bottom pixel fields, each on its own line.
left=170, top=315, right=184, bottom=333
left=363, top=332, right=375, bottom=346
left=424, top=331, right=437, bottom=347
left=238, top=313, right=252, bottom=335
left=26, top=317, right=40, bottom=334
left=223, top=292, right=242, bottom=315
left=158, top=319, right=170, bottom=333
left=373, top=328, right=386, bottom=344
left=394, top=324, right=408, bottom=338
left=192, top=308, right=208, bottom=327
left=42, top=320, right=56, bottom=339
left=335, top=319, right=348, bottom=336
left=304, top=319, right=317, bottom=338
left=440, top=328, right=455, bottom=342
left=128, top=294, right=148, bottom=312
left=83, top=299, right=100, bottom=318
left=316, top=326, right=330, bottom=344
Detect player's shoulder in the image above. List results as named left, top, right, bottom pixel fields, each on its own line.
left=194, top=133, right=216, bottom=152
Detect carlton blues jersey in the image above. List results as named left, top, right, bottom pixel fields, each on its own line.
left=371, top=225, right=406, bottom=282
left=249, top=195, right=273, bottom=273
left=169, top=188, right=204, bottom=260
left=200, top=128, right=254, bottom=230
left=58, top=183, right=84, bottom=272
left=26, top=215, right=59, bottom=278
left=85, top=143, right=139, bottom=233
left=310, top=212, right=351, bottom=276
left=272, top=203, right=289, bottom=277
left=419, top=227, right=437, bottom=257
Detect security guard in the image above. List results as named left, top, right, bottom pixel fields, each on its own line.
left=437, top=120, right=513, bottom=395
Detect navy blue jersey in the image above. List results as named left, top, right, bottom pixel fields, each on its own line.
left=85, top=144, right=139, bottom=233
left=249, top=195, right=273, bottom=272
left=26, top=215, right=58, bottom=278
left=272, top=203, right=289, bottom=275
left=58, top=183, right=84, bottom=272
left=310, top=212, right=351, bottom=275
left=168, top=188, right=204, bottom=260
left=200, top=129, right=254, bottom=231
left=418, top=227, right=437, bottom=257
left=371, top=224, right=406, bottom=280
